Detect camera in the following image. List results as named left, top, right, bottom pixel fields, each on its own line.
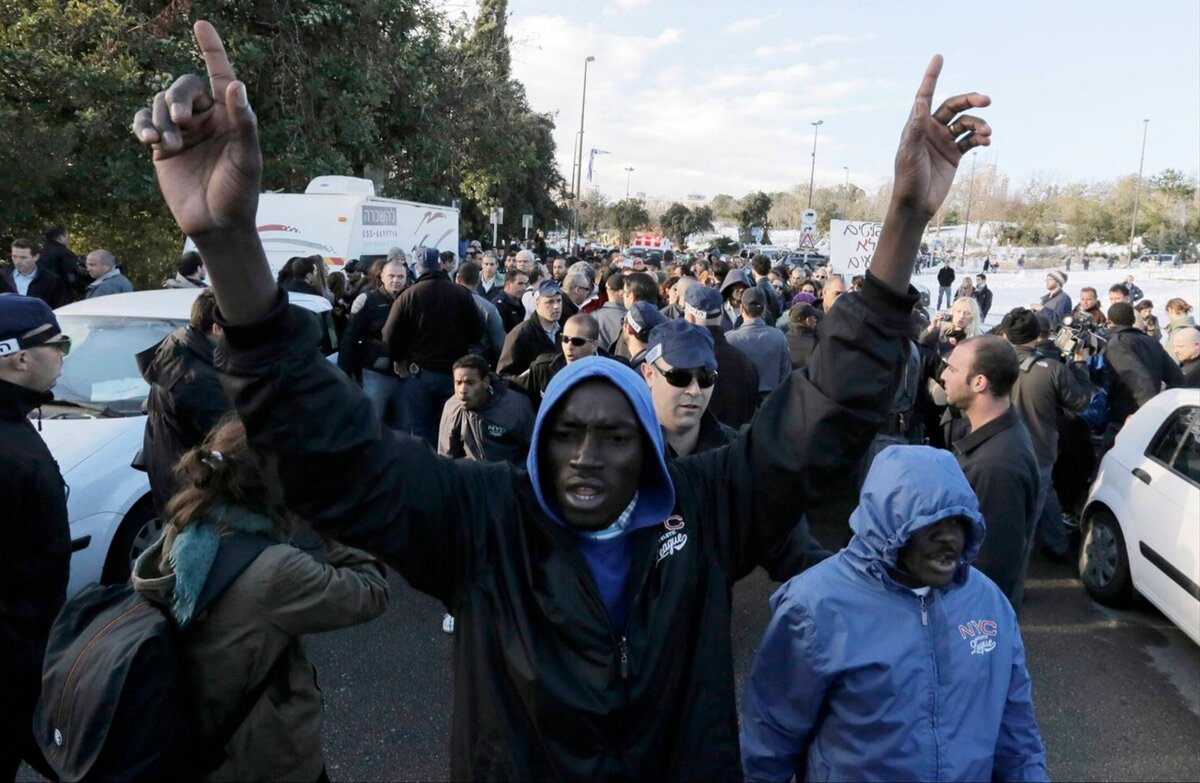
left=1053, top=314, right=1105, bottom=357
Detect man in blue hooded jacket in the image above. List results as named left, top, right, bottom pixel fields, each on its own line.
left=132, top=24, right=993, bottom=780
left=740, top=446, right=1048, bottom=782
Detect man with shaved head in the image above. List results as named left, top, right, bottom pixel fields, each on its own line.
left=84, top=248, right=133, bottom=298
left=513, top=313, right=605, bottom=405
left=1172, top=327, right=1200, bottom=387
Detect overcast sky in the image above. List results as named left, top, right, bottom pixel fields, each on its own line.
left=441, top=0, right=1200, bottom=202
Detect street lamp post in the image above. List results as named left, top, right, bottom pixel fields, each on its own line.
left=841, top=166, right=850, bottom=219
left=807, top=120, right=823, bottom=208
left=569, top=56, right=596, bottom=254
left=961, top=153, right=977, bottom=264
left=1128, top=118, right=1150, bottom=264
left=624, top=166, right=635, bottom=198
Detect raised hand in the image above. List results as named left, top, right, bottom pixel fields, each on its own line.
left=131, top=21, right=261, bottom=239
left=131, top=21, right=275, bottom=323
left=892, top=55, right=992, bottom=221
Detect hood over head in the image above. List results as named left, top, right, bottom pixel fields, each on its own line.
left=526, top=356, right=674, bottom=532
left=845, top=445, right=985, bottom=585
left=720, top=269, right=752, bottom=298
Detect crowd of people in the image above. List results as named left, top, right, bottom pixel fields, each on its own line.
left=2, top=20, right=1199, bottom=783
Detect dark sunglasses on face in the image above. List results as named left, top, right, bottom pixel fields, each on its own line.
left=653, top=360, right=717, bottom=389
left=560, top=335, right=595, bottom=347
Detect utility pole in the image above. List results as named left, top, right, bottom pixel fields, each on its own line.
left=624, top=166, right=635, bottom=198
left=807, top=120, right=823, bottom=208
left=1129, top=118, right=1150, bottom=264
left=841, top=166, right=850, bottom=218
left=569, top=56, right=596, bottom=255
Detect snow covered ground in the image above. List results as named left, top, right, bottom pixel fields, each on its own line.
left=912, top=264, right=1200, bottom=330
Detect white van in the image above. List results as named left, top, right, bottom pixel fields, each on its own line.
left=184, top=175, right=460, bottom=275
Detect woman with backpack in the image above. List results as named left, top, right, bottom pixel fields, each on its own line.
left=132, top=417, right=389, bottom=782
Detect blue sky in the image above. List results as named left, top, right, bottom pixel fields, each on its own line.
left=446, top=0, right=1200, bottom=201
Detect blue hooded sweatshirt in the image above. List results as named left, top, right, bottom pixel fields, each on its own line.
left=740, top=445, right=1048, bottom=783
left=525, top=356, right=675, bottom=632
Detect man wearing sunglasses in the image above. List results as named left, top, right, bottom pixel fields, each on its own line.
left=512, top=313, right=606, bottom=405
left=133, top=24, right=989, bottom=779
left=640, top=320, right=727, bottom=458
left=0, top=295, right=71, bottom=781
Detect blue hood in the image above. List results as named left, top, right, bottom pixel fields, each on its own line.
left=844, top=445, right=986, bottom=584
left=526, top=356, right=675, bottom=532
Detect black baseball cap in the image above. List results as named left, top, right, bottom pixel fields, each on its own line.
left=0, top=295, right=70, bottom=357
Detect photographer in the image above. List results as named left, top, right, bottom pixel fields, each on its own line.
left=1003, top=309, right=1093, bottom=564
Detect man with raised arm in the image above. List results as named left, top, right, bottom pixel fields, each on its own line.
left=133, top=23, right=991, bottom=780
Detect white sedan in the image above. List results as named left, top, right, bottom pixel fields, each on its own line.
left=1079, top=387, right=1200, bottom=644
left=43, top=288, right=335, bottom=595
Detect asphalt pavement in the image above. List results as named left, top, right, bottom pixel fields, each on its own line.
left=19, top=537, right=1199, bottom=782
left=300, top=544, right=1200, bottom=782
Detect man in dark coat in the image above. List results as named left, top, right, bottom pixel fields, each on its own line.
left=37, top=226, right=84, bottom=297
left=132, top=29, right=985, bottom=779
left=383, top=248, right=484, bottom=443
left=936, top=258, right=956, bottom=309
left=0, top=296, right=71, bottom=780
left=497, top=280, right=564, bottom=377
left=136, top=289, right=233, bottom=517
left=942, top=335, right=1040, bottom=609
left=1104, top=302, right=1184, bottom=426
left=786, top=303, right=820, bottom=369
left=512, top=313, right=604, bottom=405
left=1004, top=308, right=1093, bottom=561
left=682, top=285, right=759, bottom=427
left=339, top=258, right=410, bottom=429
left=5, top=239, right=70, bottom=309
left=494, top=270, right=529, bottom=334
left=973, top=273, right=993, bottom=320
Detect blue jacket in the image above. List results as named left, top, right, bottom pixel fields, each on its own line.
left=741, top=445, right=1048, bottom=783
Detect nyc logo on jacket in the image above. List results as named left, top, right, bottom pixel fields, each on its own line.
left=657, top=515, right=687, bottom=565
left=958, top=619, right=998, bottom=655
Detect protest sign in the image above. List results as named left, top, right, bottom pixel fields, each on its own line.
left=829, top=219, right=883, bottom=275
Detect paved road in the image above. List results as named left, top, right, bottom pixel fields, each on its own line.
left=19, top=540, right=1197, bottom=782
left=302, top=545, right=1200, bottom=782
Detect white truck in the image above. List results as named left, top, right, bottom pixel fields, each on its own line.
left=184, top=175, right=460, bottom=274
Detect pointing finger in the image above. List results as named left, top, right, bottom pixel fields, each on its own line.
left=194, top=20, right=236, bottom=101
left=912, top=54, right=944, bottom=118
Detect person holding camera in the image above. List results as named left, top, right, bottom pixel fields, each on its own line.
left=1003, top=309, right=1094, bottom=566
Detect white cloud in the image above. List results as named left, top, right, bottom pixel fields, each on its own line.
left=722, top=13, right=779, bottom=35
left=603, top=0, right=650, bottom=15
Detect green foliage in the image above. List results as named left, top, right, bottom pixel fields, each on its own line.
left=658, top=203, right=715, bottom=249
left=737, top=191, right=772, bottom=243
left=0, top=0, right=564, bottom=273
left=609, top=198, right=650, bottom=245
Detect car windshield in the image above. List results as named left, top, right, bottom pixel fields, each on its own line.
left=52, top=315, right=183, bottom=414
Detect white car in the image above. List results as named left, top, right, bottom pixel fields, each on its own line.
left=42, top=289, right=336, bottom=596
left=1079, top=388, right=1200, bottom=644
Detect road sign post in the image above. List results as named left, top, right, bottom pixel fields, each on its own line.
left=522, top=213, right=534, bottom=242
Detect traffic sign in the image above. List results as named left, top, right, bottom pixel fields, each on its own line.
left=801, top=208, right=818, bottom=227
left=798, top=232, right=817, bottom=251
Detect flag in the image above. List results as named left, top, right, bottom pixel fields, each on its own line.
left=587, top=148, right=611, bottom=182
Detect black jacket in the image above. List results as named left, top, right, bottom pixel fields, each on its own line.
left=338, top=286, right=395, bottom=376
left=497, top=316, right=558, bottom=377
left=786, top=324, right=818, bottom=369
left=973, top=284, right=993, bottom=319
left=1010, top=344, right=1093, bottom=469
left=37, top=240, right=83, bottom=294
left=1105, top=326, right=1185, bottom=424
left=212, top=274, right=916, bottom=781
left=1, top=267, right=70, bottom=309
left=0, top=379, right=70, bottom=758
left=707, top=326, right=760, bottom=428
left=1183, top=358, right=1200, bottom=389
left=383, top=270, right=483, bottom=373
left=937, top=265, right=956, bottom=287
left=136, top=327, right=233, bottom=516
left=950, top=407, right=1040, bottom=608
left=494, top=292, right=526, bottom=335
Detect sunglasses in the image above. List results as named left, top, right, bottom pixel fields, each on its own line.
left=560, top=335, right=595, bottom=347
left=652, top=360, right=717, bottom=389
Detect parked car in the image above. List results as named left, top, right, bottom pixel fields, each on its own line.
left=1137, top=253, right=1181, bottom=267
left=1078, top=388, right=1200, bottom=644
left=41, top=288, right=336, bottom=596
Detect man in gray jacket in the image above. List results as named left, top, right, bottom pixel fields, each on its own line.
left=438, top=354, right=535, bottom=465
left=84, top=249, right=134, bottom=298
left=726, top=287, right=791, bottom=400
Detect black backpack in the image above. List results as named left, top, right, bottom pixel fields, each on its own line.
left=34, top=532, right=285, bottom=782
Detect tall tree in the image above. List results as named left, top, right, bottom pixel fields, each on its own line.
left=610, top=198, right=651, bottom=245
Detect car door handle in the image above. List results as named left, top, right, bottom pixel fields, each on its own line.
left=1132, top=468, right=1152, bottom=485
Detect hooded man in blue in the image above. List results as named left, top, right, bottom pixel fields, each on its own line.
left=131, top=24, right=996, bottom=779
left=741, top=446, right=1048, bottom=783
